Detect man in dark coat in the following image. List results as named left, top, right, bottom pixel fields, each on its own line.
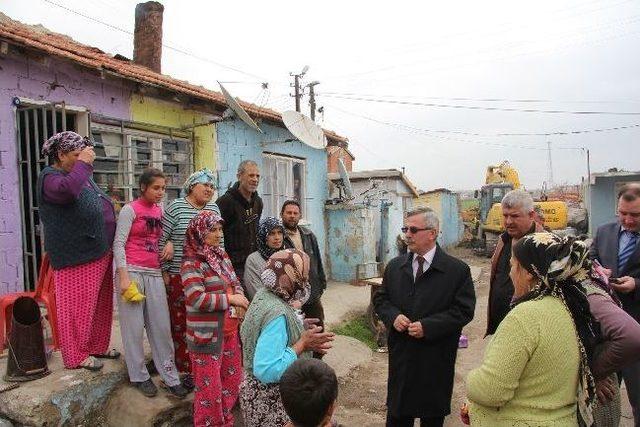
left=486, top=189, right=543, bottom=335
left=216, top=160, right=263, bottom=282
left=589, top=183, right=640, bottom=425
left=374, top=207, right=476, bottom=427
left=281, top=200, right=327, bottom=358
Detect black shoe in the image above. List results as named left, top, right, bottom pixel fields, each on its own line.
left=133, top=379, right=158, bottom=397
left=145, top=359, right=158, bottom=376
left=180, top=373, right=195, bottom=392
left=166, top=383, right=189, bottom=399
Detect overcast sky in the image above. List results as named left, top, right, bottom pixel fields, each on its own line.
left=4, top=0, right=640, bottom=191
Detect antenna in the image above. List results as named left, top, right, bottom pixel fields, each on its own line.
left=337, top=158, right=354, bottom=201
left=218, top=82, right=263, bottom=134
left=281, top=110, right=327, bottom=150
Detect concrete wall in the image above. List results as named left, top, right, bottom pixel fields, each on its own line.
left=329, top=177, right=413, bottom=265
left=414, top=191, right=464, bottom=248
left=0, top=55, right=131, bottom=294
left=130, top=94, right=216, bottom=171
left=325, top=205, right=376, bottom=282
left=589, top=174, right=640, bottom=234
left=216, top=119, right=329, bottom=258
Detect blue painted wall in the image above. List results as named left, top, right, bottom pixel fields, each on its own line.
left=439, top=192, right=464, bottom=248
left=326, top=205, right=376, bottom=282
left=589, top=173, right=640, bottom=234
left=216, top=118, right=329, bottom=258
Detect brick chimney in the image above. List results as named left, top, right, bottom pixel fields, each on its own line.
left=133, top=1, right=164, bottom=73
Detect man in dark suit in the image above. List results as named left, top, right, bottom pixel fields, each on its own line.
left=374, top=207, right=476, bottom=427
left=590, top=183, right=640, bottom=425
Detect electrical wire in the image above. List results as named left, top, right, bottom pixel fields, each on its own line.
left=319, top=94, right=640, bottom=116
left=325, top=103, right=588, bottom=151
left=320, top=101, right=640, bottom=136
left=318, top=91, right=640, bottom=105
left=41, top=0, right=271, bottom=82
left=326, top=0, right=633, bottom=80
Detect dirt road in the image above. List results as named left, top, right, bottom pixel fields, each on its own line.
left=333, top=247, right=635, bottom=426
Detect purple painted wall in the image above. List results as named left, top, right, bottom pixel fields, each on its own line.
left=0, top=54, right=131, bottom=294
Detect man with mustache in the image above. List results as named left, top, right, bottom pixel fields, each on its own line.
left=486, top=189, right=544, bottom=335
left=216, top=160, right=263, bottom=285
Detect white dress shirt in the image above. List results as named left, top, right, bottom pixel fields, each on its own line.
left=412, top=245, right=437, bottom=279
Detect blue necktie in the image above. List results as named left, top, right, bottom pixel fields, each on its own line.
left=618, top=231, right=639, bottom=273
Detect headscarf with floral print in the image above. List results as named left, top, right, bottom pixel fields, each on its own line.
left=183, top=210, right=239, bottom=286
left=260, top=249, right=311, bottom=304
left=181, top=168, right=216, bottom=197
left=257, top=217, right=285, bottom=260
left=512, top=232, right=599, bottom=425
left=42, top=131, right=93, bottom=159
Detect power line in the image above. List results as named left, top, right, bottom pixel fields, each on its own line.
left=326, top=0, right=633, bottom=80
left=318, top=91, right=640, bottom=105
left=321, top=100, right=640, bottom=136
left=319, top=94, right=640, bottom=116
left=326, top=104, right=548, bottom=150
left=42, top=0, right=271, bottom=82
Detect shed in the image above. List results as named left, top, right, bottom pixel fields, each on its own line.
left=413, top=188, right=464, bottom=248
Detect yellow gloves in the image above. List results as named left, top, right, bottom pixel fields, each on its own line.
left=122, top=281, right=145, bottom=303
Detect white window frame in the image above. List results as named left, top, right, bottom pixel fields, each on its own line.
left=262, top=153, right=308, bottom=221
left=91, top=122, right=193, bottom=206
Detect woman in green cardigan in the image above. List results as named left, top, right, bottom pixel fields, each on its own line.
left=466, top=233, right=599, bottom=426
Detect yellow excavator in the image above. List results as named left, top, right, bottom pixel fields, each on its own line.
left=474, top=161, right=568, bottom=254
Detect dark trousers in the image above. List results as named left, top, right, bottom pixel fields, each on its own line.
left=622, top=360, right=640, bottom=427
left=302, top=298, right=325, bottom=359
left=386, top=413, right=444, bottom=427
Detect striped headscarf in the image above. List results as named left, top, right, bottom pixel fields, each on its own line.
left=41, top=131, right=92, bottom=158
left=512, top=232, right=599, bottom=425
left=257, top=217, right=285, bottom=260
left=183, top=211, right=238, bottom=286
left=181, top=168, right=216, bottom=197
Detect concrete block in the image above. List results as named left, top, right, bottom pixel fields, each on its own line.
left=104, top=384, right=192, bottom=427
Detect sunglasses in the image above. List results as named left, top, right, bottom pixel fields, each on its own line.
left=401, top=226, right=432, bottom=234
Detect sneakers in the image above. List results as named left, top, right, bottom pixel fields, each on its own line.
left=132, top=379, right=158, bottom=397
left=165, top=383, right=189, bottom=399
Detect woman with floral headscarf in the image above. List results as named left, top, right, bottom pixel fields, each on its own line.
left=239, top=249, right=336, bottom=427
left=37, top=131, right=119, bottom=371
left=466, top=233, right=600, bottom=426
left=181, top=210, right=249, bottom=426
left=159, top=168, right=220, bottom=384
left=243, top=217, right=285, bottom=300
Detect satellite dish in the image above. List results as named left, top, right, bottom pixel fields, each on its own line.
left=218, top=82, right=263, bottom=134
left=337, top=158, right=354, bottom=201
left=281, top=110, right=327, bottom=150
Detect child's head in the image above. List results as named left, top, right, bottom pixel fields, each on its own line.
left=139, top=168, right=165, bottom=203
left=280, top=359, right=338, bottom=427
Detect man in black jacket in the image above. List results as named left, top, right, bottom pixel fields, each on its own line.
left=216, top=160, right=263, bottom=283
left=374, top=207, right=475, bottom=427
left=281, top=200, right=327, bottom=357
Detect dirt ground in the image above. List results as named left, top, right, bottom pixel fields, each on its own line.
left=332, top=247, right=635, bottom=426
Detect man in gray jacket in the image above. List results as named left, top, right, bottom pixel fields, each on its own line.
left=281, top=200, right=327, bottom=358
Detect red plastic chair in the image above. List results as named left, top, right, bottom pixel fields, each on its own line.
left=0, top=254, right=59, bottom=352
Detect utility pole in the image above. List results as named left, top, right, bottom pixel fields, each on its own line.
left=290, top=65, right=309, bottom=112
left=307, top=81, right=320, bottom=121
left=546, top=141, right=554, bottom=188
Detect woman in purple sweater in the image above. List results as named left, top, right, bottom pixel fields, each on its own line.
left=37, top=131, right=119, bottom=371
